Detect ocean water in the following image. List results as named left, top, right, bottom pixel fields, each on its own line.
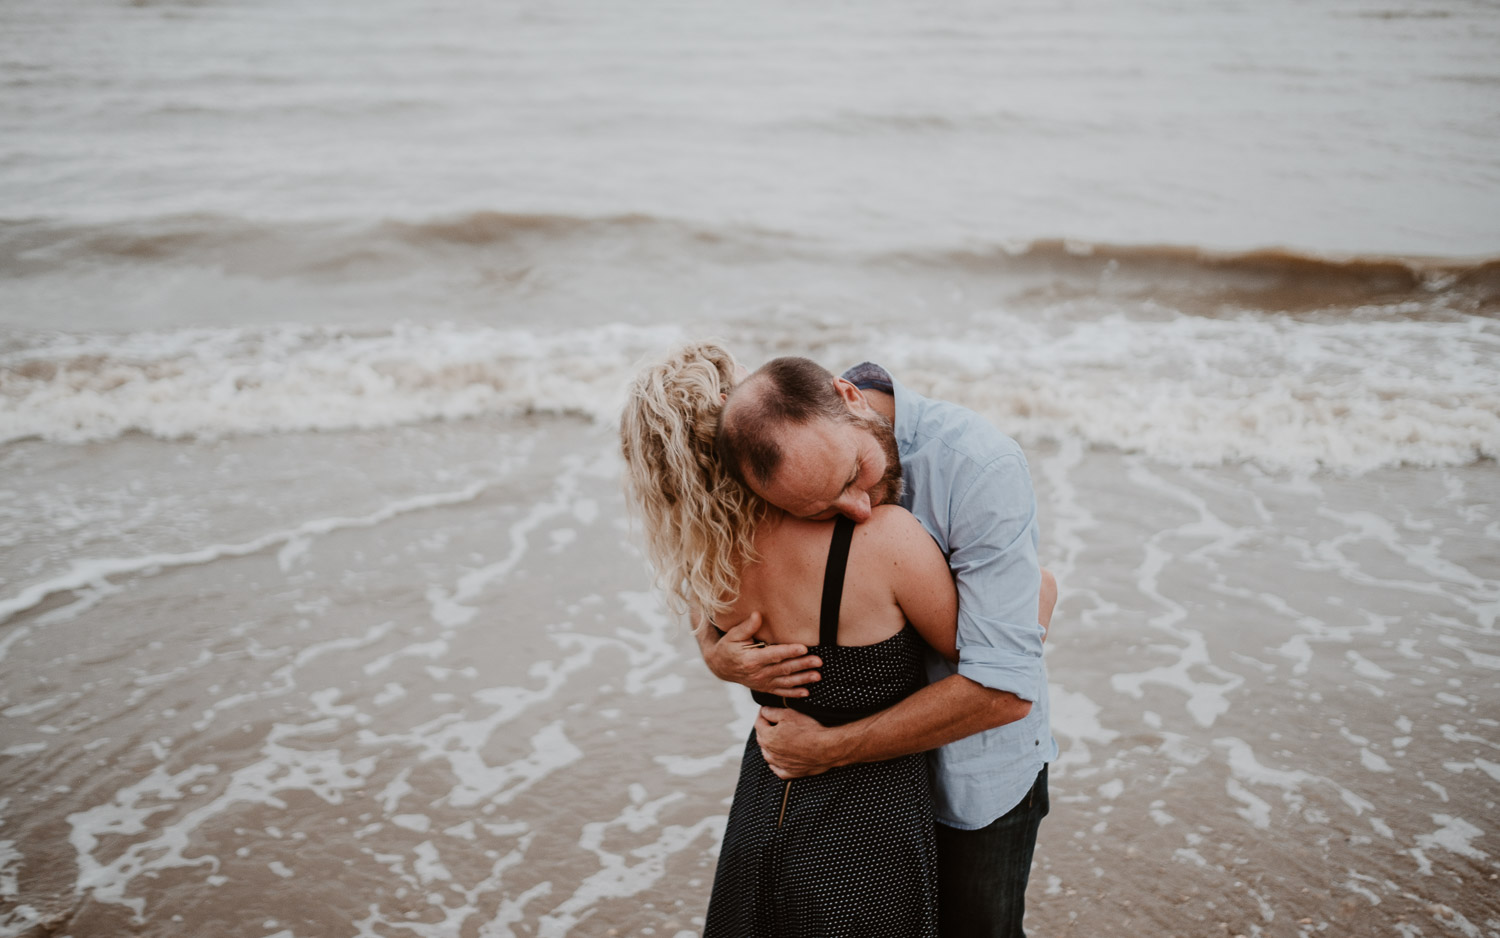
left=2, top=1, right=1498, bottom=936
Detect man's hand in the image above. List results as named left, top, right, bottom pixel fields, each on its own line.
left=697, top=612, right=822, bottom=697
left=757, top=674, right=1031, bottom=773
left=755, top=706, right=848, bottom=779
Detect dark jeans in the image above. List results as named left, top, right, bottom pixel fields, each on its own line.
left=935, top=765, right=1049, bottom=938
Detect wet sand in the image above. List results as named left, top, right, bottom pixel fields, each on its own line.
left=1, top=417, right=1496, bottom=937
left=4, top=0, right=1499, bottom=932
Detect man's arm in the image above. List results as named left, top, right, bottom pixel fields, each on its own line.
left=756, top=673, right=1027, bottom=778
left=758, top=449, right=1046, bottom=776
left=756, top=566, right=1056, bottom=777
left=694, top=610, right=824, bottom=697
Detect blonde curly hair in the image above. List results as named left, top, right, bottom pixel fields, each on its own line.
left=620, top=341, right=766, bottom=627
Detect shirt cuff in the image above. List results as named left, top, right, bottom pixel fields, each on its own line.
left=956, top=644, right=1044, bottom=703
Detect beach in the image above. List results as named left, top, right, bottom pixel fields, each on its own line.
left=3, top=1, right=1500, bottom=935
left=3, top=415, right=1496, bottom=936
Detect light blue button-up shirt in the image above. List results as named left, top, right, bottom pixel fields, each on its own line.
left=845, top=363, right=1058, bottom=830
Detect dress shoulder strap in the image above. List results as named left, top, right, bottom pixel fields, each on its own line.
left=818, top=516, right=856, bottom=647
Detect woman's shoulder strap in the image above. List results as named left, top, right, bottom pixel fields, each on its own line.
left=818, top=515, right=856, bottom=646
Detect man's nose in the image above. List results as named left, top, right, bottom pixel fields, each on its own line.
left=836, top=490, right=872, bottom=523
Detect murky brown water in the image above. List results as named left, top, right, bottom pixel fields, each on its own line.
left=2, top=418, right=1495, bottom=937
left=4, top=0, right=1499, bottom=933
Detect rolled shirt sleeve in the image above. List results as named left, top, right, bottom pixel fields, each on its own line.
left=852, top=363, right=1056, bottom=829
left=947, top=452, right=1046, bottom=702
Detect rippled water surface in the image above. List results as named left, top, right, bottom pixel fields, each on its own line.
left=2, top=0, right=1498, bottom=935
left=1, top=421, right=1496, bottom=936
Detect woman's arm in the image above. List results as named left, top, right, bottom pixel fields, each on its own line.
left=871, top=506, right=959, bottom=663
left=867, top=508, right=1058, bottom=661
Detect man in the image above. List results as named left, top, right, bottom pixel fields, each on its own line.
left=699, top=357, right=1056, bottom=938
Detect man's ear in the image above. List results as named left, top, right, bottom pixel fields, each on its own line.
left=833, top=377, right=868, bottom=412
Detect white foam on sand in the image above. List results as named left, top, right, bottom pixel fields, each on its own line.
left=421, top=444, right=589, bottom=633
left=652, top=678, right=761, bottom=778
left=1213, top=736, right=1387, bottom=831
left=1416, top=814, right=1489, bottom=862
left=357, top=664, right=595, bottom=809
left=66, top=723, right=379, bottom=920
left=1309, top=507, right=1499, bottom=629
left=1438, top=635, right=1500, bottom=671
left=0, top=483, right=491, bottom=631
left=1442, top=758, right=1500, bottom=784
left=534, top=788, right=722, bottom=938
left=1225, top=777, right=1274, bottom=829
left=192, top=621, right=396, bottom=734
left=47, top=570, right=603, bottom=929
left=1034, top=437, right=1107, bottom=639
left=352, top=833, right=539, bottom=938
left=1107, top=461, right=1247, bottom=727
left=615, top=590, right=688, bottom=698
left=0, top=903, right=42, bottom=937
left=476, top=880, right=552, bottom=938
left=0, top=829, right=21, bottom=898
left=1049, top=687, right=1120, bottom=769
left=654, top=745, right=745, bottom=778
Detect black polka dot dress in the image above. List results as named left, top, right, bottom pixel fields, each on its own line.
left=704, top=516, right=939, bottom=938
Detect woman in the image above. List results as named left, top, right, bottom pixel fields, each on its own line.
left=620, top=342, right=1048, bottom=937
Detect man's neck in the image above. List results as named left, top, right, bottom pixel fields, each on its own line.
left=866, top=389, right=896, bottom=425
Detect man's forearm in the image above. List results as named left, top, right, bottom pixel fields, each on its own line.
left=824, top=674, right=1032, bottom=767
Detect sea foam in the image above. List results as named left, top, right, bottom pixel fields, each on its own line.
left=2, top=313, right=1496, bottom=474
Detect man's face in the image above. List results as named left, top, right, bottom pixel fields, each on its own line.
left=753, top=413, right=902, bottom=523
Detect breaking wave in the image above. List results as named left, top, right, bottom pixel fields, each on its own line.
left=4, top=212, right=1496, bottom=313
left=3, top=315, right=1496, bottom=474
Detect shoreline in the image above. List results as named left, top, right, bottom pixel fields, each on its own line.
left=1, top=419, right=1495, bottom=936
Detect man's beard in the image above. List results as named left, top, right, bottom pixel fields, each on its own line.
left=856, top=412, right=904, bottom=507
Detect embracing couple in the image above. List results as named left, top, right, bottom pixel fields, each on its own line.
left=621, top=342, right=1058, bottom=938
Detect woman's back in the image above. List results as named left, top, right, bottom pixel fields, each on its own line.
left=704, top=505, right=952, bottom=938
left=725, top=504, right=957, bottom=659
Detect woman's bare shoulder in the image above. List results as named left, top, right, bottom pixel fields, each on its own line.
left=851, top=505, right=938, bottom=558
left=861, top=504, right=930, bottom=536
left=757, top=507, right=932, bottom=559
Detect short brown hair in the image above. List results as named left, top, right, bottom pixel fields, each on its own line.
left=716, top=356, right=848, bottom=488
